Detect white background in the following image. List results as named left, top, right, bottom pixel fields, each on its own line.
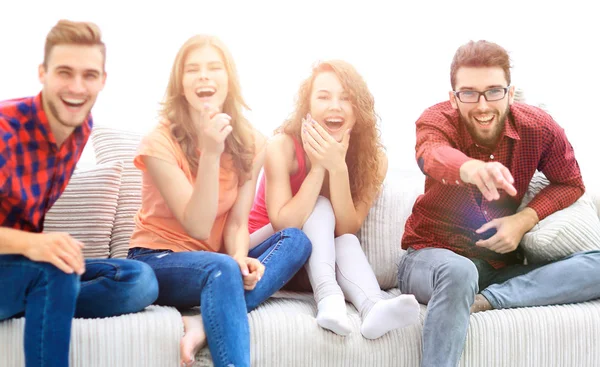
left=1, top=0, right=598, bottom=184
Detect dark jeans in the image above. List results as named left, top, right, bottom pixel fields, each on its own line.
left=0, top=256, right=159, bottom=367
left=128, top=227, right=311, bottom=367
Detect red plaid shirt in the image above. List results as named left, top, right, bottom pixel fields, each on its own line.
left=0, top=93, right=92, bottom=233
left=402, top=101, right=584, bottom=268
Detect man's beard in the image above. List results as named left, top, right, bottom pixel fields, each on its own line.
left=459, top=104, right=510, bottom=149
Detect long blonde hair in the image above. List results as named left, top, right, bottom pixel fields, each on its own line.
left=279, top=60, right=384, bottom=203
left=161, top=35, right=255, bottom=183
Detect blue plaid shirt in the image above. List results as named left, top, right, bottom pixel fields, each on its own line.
left=0, top=92, right=92, bottom=232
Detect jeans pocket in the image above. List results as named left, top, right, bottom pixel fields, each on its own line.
left=128, top=247, right=171, bottom=260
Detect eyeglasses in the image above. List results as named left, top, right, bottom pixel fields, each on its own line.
left=453, top=87, right=510, bottom=103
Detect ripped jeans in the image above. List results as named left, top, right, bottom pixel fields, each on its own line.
left=127, top=228, right=311, bottom=367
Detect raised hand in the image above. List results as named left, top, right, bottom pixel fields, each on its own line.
left=460, top=160, right=517, bottom=201
left=301, top=114, right=324, bottom=171
left=301, top=113, right=351, bottom=172
left=23, top=232, right=85, bottom=274
left=198, top=103, right=233, bottom=156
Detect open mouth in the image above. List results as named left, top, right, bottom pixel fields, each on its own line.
left=195, top=87, right=216, bottom=98
left=61, top=97, right=86, bottom=108
left=324, top=117, right=345, bottom=131
left=473, top=114, right=495, bottom=126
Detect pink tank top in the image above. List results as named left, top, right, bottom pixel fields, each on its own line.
left=248, top=136, right=308, bottom=233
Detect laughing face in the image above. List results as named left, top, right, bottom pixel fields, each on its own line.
left=39, top=44, right=106, bottom=133
left=450, top=66, right=515, bottom=149
left=182, top=45, right=228, bottom=115
left=309, top=71, right=356, bottom=142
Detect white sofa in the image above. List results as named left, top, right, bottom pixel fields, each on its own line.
left=1, top=126, right=599, bottom=367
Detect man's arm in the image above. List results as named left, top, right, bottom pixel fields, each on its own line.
left=526, top=121, right=585, bottom=221
left=0, top=227, right=85, bottom=274
left=475, top=114, right=584, bottom=254
left=416, top=107, right=472, bottom=183
left=223, top=131, right=266, bottom=290
left=416, top=108, right=516, bottom=200
left=0, top=227, right=30, bottom=254
left=474, top=208, right=539, bottom=254
left=0, top=127, right=84, bottom=274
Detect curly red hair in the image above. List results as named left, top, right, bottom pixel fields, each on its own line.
left=279, top=60, right=384, bottom=203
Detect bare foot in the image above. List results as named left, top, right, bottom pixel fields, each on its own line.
left=470, top=294, right=493, bottom=313
left=180, top=315, right=206, bottom=366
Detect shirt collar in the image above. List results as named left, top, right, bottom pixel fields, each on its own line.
left=33, top=92, right=93, bottom=150
left=33, top=92, right=56, bottom=146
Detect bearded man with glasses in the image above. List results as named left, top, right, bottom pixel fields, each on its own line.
left=397, top=40, right=600, bottom=367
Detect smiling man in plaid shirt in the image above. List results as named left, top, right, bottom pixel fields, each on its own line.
left=0, top=20, right=158, bottom=367
left=397, top=40, right=600, bottom=367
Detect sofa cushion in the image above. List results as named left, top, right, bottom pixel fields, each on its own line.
left=0, top=305, right=181, bottom=367
left=192, top=289, right=600, bottom=367
left=43, top=161, right=123, bottom=259
left=518, top=172, right=600, bottom=263
left=91, top=126, right=144, bottom=258
left=357, top=171, right=425, bottom=290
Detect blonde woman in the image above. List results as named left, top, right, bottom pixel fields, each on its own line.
left=249, top=60, right=419, bottom=339
left=127, top=35, right=311, bottom=367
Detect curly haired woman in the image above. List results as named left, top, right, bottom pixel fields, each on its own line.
left=249, top=60, right=419, bottom=339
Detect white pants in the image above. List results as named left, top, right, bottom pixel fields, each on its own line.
left=251, top=196, right=384, bottom=318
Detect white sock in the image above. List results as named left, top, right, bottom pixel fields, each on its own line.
left=316, top=294, right=352, bottom=336
left=360, top=294, right=420, bottom=339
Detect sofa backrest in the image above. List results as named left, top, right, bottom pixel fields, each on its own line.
left=43, top=89, right=600, bottom=290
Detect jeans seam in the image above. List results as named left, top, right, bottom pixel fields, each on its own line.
left=78, top=261, right=122, bottom=288
left=0, top=260, right=50, bottom=366
left=205, top=273, right=230, bottom=366
left=258, top=232, right=284, bottom=265
left=39, top=270, right=48, bottom=367
left=336, top=263, right=377, bottom=315
left=398, top=252, right=420, bottom=292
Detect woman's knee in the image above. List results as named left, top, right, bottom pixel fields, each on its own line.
left=310, top=196, right=335, bottom=222
left=112, top=260, right=159, bottom=310
left=334, top=234, right=360, bottom=250
left=281, top=227, right=312, bottom=263
left=208, top=254, right=244, bottom=285
left=134, top=261, right=159, bottom=304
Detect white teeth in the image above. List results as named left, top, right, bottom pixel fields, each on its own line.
left=325, top=118, right=343, bottom=123
left=474, top=115, right=493, bottom=123
left=195, top=87, right=216, bottom=93
left=62, top=97, right=85, bottom=105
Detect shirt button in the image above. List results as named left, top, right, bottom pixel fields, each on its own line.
left=442, top=179, right=446, bottom=184
left=490, top=154, right=494, bottom=159
left=483, top=211, right=488, bottom=215
left=455, top=180, right=460, bottom=185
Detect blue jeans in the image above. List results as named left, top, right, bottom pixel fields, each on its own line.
left=128, top=227, right=311, bottom=367
left=397, top=248, right=600, bottom=367
left=0, top=255, right=158, bottom=367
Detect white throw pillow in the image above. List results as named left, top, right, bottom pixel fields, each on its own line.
left=91, top=126, right=143, bottom=259
left=357, top=172, right=424, bottom=290
left=44, top=161, right=123, bottom=259
left=518, top=172, right=600, bottom=263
